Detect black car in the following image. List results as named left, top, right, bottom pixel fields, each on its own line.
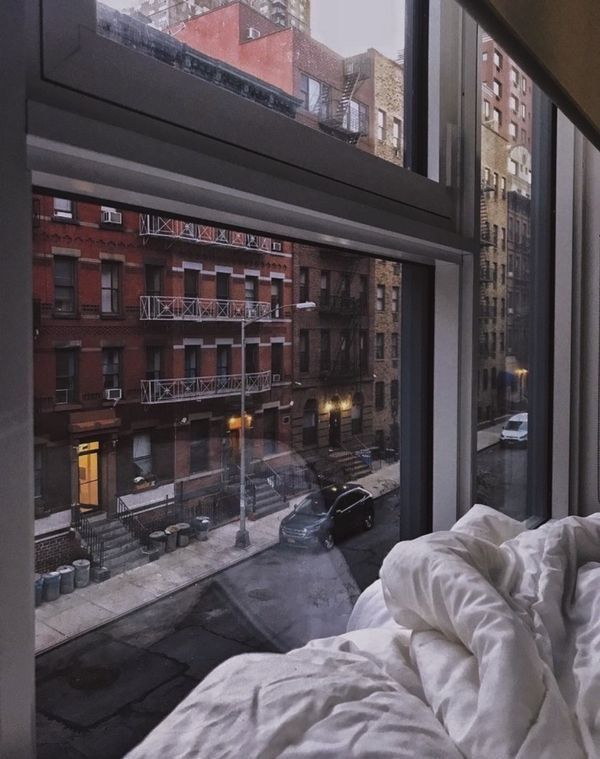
left=279, top=484, right=374, bottom=550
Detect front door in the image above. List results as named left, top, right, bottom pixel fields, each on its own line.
left=78, top=441, right=100, bottom=513
left=329, top=408, right=341, bottom=448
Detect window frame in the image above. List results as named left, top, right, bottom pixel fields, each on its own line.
left=101, top=260, right=121, bottom=316
left=53, top=255, right=77, bottom=316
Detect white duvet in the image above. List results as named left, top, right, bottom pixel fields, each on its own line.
left=126, top=506, right=600, bottom=758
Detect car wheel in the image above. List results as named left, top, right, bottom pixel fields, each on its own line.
left=363, top=511, right=374, bottom=531
left=322, top=532, right=335, bottom=551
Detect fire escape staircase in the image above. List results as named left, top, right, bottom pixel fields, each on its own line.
left=318, top=61, right=368, bottom=145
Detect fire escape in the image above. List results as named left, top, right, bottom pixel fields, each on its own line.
left=479, top=181, right=495, bottom=360
left=318, top=58, right=369, bottom=145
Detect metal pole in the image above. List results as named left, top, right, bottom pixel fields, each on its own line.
left=235, top=316, right=250, bottom=548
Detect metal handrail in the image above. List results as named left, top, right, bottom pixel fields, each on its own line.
left=140, top=296, right=271, bottom=322
left=141, top=370, right=271, bottom=404
left=139, top=215, right=275, bottom=251
left=71, top=505, right=105, bottom=567
left=340, top=440, right=373, bottom=473
left=116, top=497, right=151, bottom=548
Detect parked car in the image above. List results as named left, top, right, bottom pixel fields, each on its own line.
left=500, top=412, right=528, bottom=447
left=279, top=484, right=374, bottom=550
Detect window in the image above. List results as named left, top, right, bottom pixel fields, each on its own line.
left=376, top=284, right=385, bottom=311
left=299, top=73, right=329, bottom=115
left=145, top=265, right=163, bottom=297
left=375, top=333, right=384, bottom=360
left=359, top=330, right=368, bottom=368
left=146, top=347, right=161, bottom=381
left=190, top=419, right=210, bottom=473
left=493, top=50, right=502, bottom=69
left=184, top=345, right=201, bottom=378
left=377, top=109, right=386, bottom=141
left=320, top=330, right=330, bottom=371
left=392, top=286, right=400, bottom=314
left=101, top=261, right=121, bottom=314
left=343, top=100, right=369, bottom=136
left=340, top=273, right=351, bottom=298
left=375, top=381, right=385, bottom=410
left=493, top=172, right=499, bottom=197
left=302, top=399, right=318, bottom=446
left=391, top=333, right=399, bottom=359
left=54, top=257, right=76, bottom=314
left=340, top=330, right=351, bottom=370
left=509, top=95, right=518, bottom=112
left=102, top=348, right=121, bottom=390
left=509, top=122, right=518, bottom=139
left=299, top=267, right=309, bottom=303
left=216, top=345, right=231, bottom=377
left=299, top=329, right=309, bottom=372
left=132, top=433, right=152, bottom=479
left=245, top=343, right=259, bottom=375
left=492, top=79, right=502, bottom=98
left=483, top=100, right=490, bottom=120
left=501, top=227, right=506, bottom=251
left=320, top=270, right=330, bottom=304
left=501, top=176, right=506, bottom=198
left=55, top=350, right=77, bottom=404
left=493, top=224, right=498, bottom=246
left=493, top=108, right=502, bottom=126
left=245, top=276, right=258, bottom=303
left=271, top=278, right=283, bottom=318
left=482, top=51, right=488, bottom=62
left=392, top=118, right=402, bottom=150
left=511, top=67, right=519, bottom=86
left=522, top=76, right=527, bottom=93
left=509, top=158, right=518, bottom=175
left=184, top=268, right=199, bottom=298
left=216, top=272, right=230, bottom=301
left=53, top=197, right=74, bottom=220
left=521, top=103, right=527, bottom=120
left=484, top=166, right=491, bottom=185
left=271, top=342, right=283, bottom=379
left=391, top=380, right=399, bottom=413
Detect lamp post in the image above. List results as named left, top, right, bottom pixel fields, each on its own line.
left=235, top=300, right=315, bottom=548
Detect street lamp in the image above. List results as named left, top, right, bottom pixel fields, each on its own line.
left=235, top=300, right=315, bottom=548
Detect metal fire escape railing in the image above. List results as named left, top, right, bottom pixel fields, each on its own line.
left=140, top=296, right=271, bottom=322
left=141, top=371, right=272, bottom=404
left=139, top=215, right=276, bottom=251
left=318, top=58, right=369, bottom=145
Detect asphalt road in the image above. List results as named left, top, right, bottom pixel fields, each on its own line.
left=476, top=443, right=528, bottom=520
left=36, top=490, right=401, bottom=759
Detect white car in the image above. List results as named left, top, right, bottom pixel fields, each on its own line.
left=500, top=412, right=528, bottom=447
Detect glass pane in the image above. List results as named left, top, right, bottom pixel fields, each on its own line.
left=97, top=0, right=406, bottom=167
left=476, top=32, right=532, bottom=520
left=33, top=191, right=403, bottom=755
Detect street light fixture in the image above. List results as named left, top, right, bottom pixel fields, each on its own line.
left=235, top=300, right=315, bottom=548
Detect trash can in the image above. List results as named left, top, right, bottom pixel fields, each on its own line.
left=164, top=525, right=179, bottom=553
left=34, top=574, right=44, bottom=607
left=175, top=522, right=191, bottom=548
left=192, top=516, right=211, bottom=541
left=57, top=564, right=75, bottom=594
left=72, top=558, right=91, bottom=588
left=149, top=530, right=167, bottom=555
left=42, top=571, right=61, bottom=602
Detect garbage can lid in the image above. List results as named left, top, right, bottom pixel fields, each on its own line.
left=165, top=525, right=179, bottom=533
left=43, top=571, right=60, bottom=579
left=149, top=530, right=166, bottom=539
left=73, top=559, right=90, bottom=568
left=57, top=565, right=75, bottom=574
left=175, top=522, right=190, bottom=531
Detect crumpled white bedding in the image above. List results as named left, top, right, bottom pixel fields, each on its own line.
left=126, top=505, right=600, bottom=758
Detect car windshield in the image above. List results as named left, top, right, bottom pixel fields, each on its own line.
left=295, top=488, right=339, bottom=515
left=505, top=420, right=523, bottom=431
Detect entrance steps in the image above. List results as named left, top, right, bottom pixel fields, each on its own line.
left=87, top=515, right=149, bottom=575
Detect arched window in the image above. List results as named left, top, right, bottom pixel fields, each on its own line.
left=351, top=393, right=363, bottom=435
left=302, top=399, right=318, bottom=446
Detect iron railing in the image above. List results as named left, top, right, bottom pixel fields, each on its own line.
left=71, top=505, right=105, bottom=567
left=141, top=370, right=271, bottom=404
left=139, top=215, right=276, bottom=251
left=116, top=497, right=151, bottom=548
left=140, top=296, right=271, bottom=322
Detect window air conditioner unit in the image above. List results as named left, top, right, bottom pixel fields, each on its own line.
left=104, top=388, right=122, bottom=401
left=102, top=208, right=123, bottom=225
left=271, top=241, right=283, bottom=252
left=272, top=374, right=281, bottom=383
left=246, top=27, right=261, bottom=39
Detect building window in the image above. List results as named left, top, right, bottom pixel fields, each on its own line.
left=320, top=270, right=330, bottom=304
left=501, top=298, right=505, bottom=317
left=351, top=393, right=363, bottom=435
left=245, top=275, right=258, bottom=303
left=146, top=347, right=161, bottom=381
left=340, top=273, right=351, bottom=298
left=509, top=121, right=517, bottom=139
left=509, top=95, right=518, bottom=112
left=271, top=278, right=283, bottom=318
left=521, top=103, right=527, bottom=120
left=54, top=256, right=76, bottom=314
left=184, top=268, right=199, bottom=298
left=391, top=333, right=399, bottom=359
left=377, top=109, right=386, bottom=141
left=216, top=345, right=231, bottom=377
left=271, top=342, right=283, bottom=380
left=375, top=332, right=385, bottom=360
left=501, top=227, right=506, bottom=251
left=492, top=79, right=502, bottom=97
left=484, top=166, right=491, bottom=185
left=102, top=348, right=121, bottom=390
left=55, top=349, right=78, bottom=404
left=359, top=330, right=368, bottom=367
left=522, top=76, right=527, bottom=93
left=376, top=284, right=385, bottom=311
left=299, top=329, right=309, bottom=372
left=493, top=108, right=502, bottom=126
left=299, top=73, right=329, bottom=114
left=245, top=343, right=259, bottom=375
left=133, top=433, right=153, bottom=478
left=509, top=158, right=518, bottom=175
left=190, top=419, right=210, bottom=473
left=483, top=100, right=490, bottom=120
left=493, top=50, right=502, bottom=69
left=391, top=379, right=399, bottom=416
left=216, top=272, right=230, bottom=301
left=392, top=118, right=402, bottom=151
left=511, top=67, right=519, bottom=86
left=493, top=224, right=498, bottom=246
left=375, top=381, right=385, bottom=410
left=320, top=329, right=330, bottom=371
left=482, top=51, right=488, bottom=62
left=53, top=197, right=74, bottom=220
left=145, top=265, right=163, bottom=297
left=184, top=345, right=201, bottom=378
left=343, top=99, right=369, bottom=136
left=302, top=399, right=318, bottom=446
left=299, top=267, right=309, bottom=302
left=101, top=261, right=121, bottom=314
left=493, top=172, right=499, bottom=197
left=501, top=176, right=506, bottom=198
left=359, top=275, right=368, bottom=306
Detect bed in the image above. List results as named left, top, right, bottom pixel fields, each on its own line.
left=125, top=505, right=600, bottom=758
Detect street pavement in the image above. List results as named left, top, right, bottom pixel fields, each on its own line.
left=36, top=490, right=401, bottom=759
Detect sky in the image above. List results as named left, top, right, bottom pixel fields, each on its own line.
left=102, top=0, right=406, bottom=60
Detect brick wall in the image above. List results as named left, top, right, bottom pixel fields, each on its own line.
left=35, top=531, right=88, bottom=574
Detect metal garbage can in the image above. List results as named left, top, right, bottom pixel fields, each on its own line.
left=57, top=564, right=75, bottom=594
left=34, top=574, right=44, bottom=607
left=149, top=530, right=167, bottom=555
left=72, top=558, right=91, bottom=588
left=192, top=516, right=211, bottom=541
left=164, top=525, right=179, bottom=552
left=42, top=571, right=61, bottom=602
left=175, top=522, right=191, bottom=547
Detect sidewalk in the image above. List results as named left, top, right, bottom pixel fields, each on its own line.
left=35, top=462, right=401, bottom=655
left=477, top=418, right=510, bottom=451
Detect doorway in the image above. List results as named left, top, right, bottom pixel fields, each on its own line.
left=78, top=441, right=100, bottom=513
left=328, top=397, right=341, bottom=448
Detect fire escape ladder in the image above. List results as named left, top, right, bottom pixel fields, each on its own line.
left=318, top=61, right=368, bottom=145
